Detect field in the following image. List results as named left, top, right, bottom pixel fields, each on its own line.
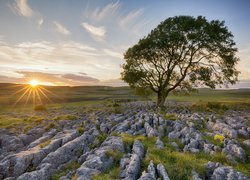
left=1, top=83, right=250, bottom=107
left=0, top=83, right=250, bottom=179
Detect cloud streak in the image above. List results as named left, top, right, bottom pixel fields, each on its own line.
left=10, top=0, right=33, bottom=17
left=119, top=8, right=144, bottom=28
left=81, top=22, right=106, bottom=41
left=0, top=40, right=123, bottom=82
left=91, top=1, right=120, bottom=21
left=54, top=21, right=71, bottom=35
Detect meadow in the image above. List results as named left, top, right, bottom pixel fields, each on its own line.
left=1, top=83, right=250, bottom=107
left=0, top=83, right=250, bottom=179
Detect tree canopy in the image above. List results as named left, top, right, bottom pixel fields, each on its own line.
left=121, top=16, right=239, bottom=107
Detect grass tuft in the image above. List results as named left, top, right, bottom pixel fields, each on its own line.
left=39, top=139, right=51, bottom=148
left=51, top=161, right=80, bottom=180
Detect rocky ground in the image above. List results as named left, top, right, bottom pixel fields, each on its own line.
left=0, top=101, right=249, bottom=180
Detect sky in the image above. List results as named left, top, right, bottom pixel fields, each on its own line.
left=0, top=0, right=250, bottom=87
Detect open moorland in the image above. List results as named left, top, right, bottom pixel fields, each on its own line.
left=0, top=83, right=250, bottom=180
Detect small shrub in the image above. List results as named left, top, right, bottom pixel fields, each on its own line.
left=51, top=161, right=80, bottom=180
left=39, top=139, right=51, bottom=148
left=45, top=122, right=56, bottom=131
left=97, top=133, right=108, bottom=144
left=34, top=104, right=47, bottom=111
left=77, top=126, right=84, bottom=134
left=164, top=113, right=177, bottom=121
left=214, top=134, right=225, bottom=143
left=112, top=102, right=120, bottom=107
left=105, top=150, right=123, bottom=165
left=204, top=135, right=224, bottom=148
left=92, top=167, right=120, bottom=180
left=23, top=125, right=33, bottom=133
left=53, top=115, right=77, bottom=121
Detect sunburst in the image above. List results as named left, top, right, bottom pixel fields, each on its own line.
left=12, top=80, right=59, bottom=106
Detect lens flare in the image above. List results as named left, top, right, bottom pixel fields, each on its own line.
left=12, top=80, right=61, bottom=106
left=29, top=80, right=39, bottom=87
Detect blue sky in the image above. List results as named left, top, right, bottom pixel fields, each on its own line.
left=0, top=0, right=250, bottom=87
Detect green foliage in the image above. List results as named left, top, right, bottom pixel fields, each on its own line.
left=39, top=139, right=51, bottom=148
left=122, top=15, right=239, bottom=107
left=77, top=126, right=84, bottom=134
left=97, top=133, right=108, bottom=144
left=203, top=135, right=224, bottom=148
left=92, top=167, right=120, bottom=180
left=45, top=122, right=56, bottom=131
left=105, top=150, right=123, bottom=166
left=164, top=113, right=177, bottom=121
left=51, top=161, right=80, bottom=180
left=214, top=134, right=225, bottom=143
left=53, top=114, right=78, bottom=121
left=191, top=101, right=228, bottom=113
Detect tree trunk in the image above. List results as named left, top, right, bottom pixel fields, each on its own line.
left=157, top=91, right=166, bottom=108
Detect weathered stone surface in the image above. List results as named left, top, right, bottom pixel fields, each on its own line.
left=155, top=137, right=164, bottom=149
left=120, top=140, right=144, bottom=180
left=222, top=143, right=246, bottom=162
left=17, top=163, right=54, bottom=180
left=41, top=133, right=91, bottom=168
left=192, top=170, right=202, bottom=180
left=213, top=123, right=237, bottom=139
left=205, top=161, right=248, bottom=180
left=132, top=140, right=144, bottom=159
left=157, top=163, right=170, bottom=180
left=76, top=136, right=124, bottom=179
left=243, top=139, right=250, bottom=148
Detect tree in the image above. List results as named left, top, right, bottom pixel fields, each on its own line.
left=121, top=16, right=239, bottom=107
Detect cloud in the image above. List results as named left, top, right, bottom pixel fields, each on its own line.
left=62, top=74, right=99, bottom=83
left=119, top=8, right=144, bottom=28
left=103, top=49, right=122, bottom=59
left=10, top=0, right=33, bottom=17
left=237, top=45, right=250, bottom=80
left=0, top=71, right=125, bottom=87
left=91, top=1, right=120, bottom=21
left=0, top=40, right=122, bottom=82
left=54, top=21, right=71, bottom=35
left=11, top=71, right=100, bottom=86
left=81, top=22, right=106, bottom=41
left=38, top=18, right=43, bottom=28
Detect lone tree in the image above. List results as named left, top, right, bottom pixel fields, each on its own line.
left=121, top=16, right=239, bottom=107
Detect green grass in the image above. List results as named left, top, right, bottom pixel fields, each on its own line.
left=163, top=113, right=177, bottom=121
left=92, top=150, right=123, bottom=179
left=39, top=139, right=51, bottom=148
left=51, top=161, right=80, bottom=180
left=77, top=126, right=84, bottom=134
left=203, top=135, right=224, bottom=148
left=119, top=134, right=250, bottom=179
left=53, top=114, right=78, bottom=121
left=92, top=167, right=121, bottom=180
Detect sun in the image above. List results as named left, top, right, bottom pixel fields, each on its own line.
left=29, top=79, right=39, bottom=87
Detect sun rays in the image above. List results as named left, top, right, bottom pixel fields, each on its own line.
left=12, top=80, right=59, bottom=106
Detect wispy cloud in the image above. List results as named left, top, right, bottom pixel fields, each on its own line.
left=237, top=46, right=250, bottom=80
left=103, top=49, right=122, bottom=59
left=54, top=21, right=71, bottom=35
left=10, top=0, right=33, bottom=17
left=62, top=73, right=99, bottom=83
left=91, top=1, right=120, bottom=21
left=81, top=22, right=106, bottom=41
left=119, top=8, right=144, bottom=28
left=0, top=40, right=122, bottom=82
left=38, top=18, right=43, bottom=29
left=8, top=71, right=100, bottom=86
